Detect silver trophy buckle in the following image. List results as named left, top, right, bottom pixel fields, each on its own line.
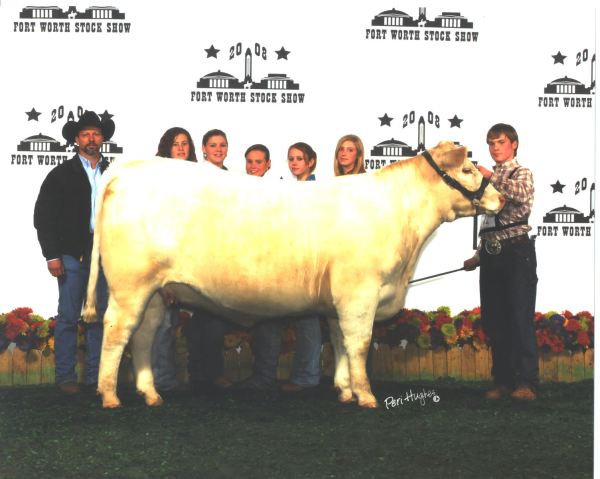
left=484, top=240, right=502, bottom=255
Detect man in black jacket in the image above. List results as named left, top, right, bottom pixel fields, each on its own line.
left=34, top=110, right=115, bottom=394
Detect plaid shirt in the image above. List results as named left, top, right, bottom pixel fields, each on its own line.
left=479, top=158, right=534, bottom=243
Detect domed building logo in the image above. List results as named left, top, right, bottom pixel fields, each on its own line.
left=11, top=107, right=123, bottom=167
left=538, top=48, right=595, bottom=108
left=537, top=179, right=594, bottom=238
left=14, top=5, right=131, bottom=33
left=366, top=7, right=478, bottom=43
left=364, top=110, right=470, bottom=171
left=190, top=42, right=304, bottom=105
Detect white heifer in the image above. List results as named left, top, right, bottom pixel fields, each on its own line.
left=84, top=141, right=504, bottom=408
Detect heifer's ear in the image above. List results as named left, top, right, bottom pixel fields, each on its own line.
left=441, top=145, right=468, bottom=168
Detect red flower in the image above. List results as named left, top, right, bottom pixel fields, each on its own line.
left=475, top=328, right=487, bottom=343
left=564, top=319, right=582, bottom=332
left=434, top=314, right=452, bottom=329
left=576, top=311, right=593, bottom=320
left=577, top=331, right=591, bottom=347
left=4, top=314, right=28, bottom=341
left=12, top=307, right=33, bottom=319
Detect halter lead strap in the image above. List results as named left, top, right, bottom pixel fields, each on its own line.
left=421, top=150, right=490, bottom=205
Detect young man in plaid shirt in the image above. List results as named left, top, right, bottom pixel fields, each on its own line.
left=465, top=123, right=538, bottom=400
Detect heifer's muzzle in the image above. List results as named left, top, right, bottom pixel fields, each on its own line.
left=422, top=150, right=490, bottom=206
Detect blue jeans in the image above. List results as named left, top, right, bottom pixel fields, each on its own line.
left=55, top=254, right=107, bottom=385
left=151, top=306, right=179, bottom=391
left=252, top=316, right=321, bottom=386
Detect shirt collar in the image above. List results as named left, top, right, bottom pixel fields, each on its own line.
left=493, top=157, right=519, bottom=172
left=79, top=154, right=102, bottom=171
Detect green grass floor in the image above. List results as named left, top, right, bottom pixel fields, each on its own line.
left=0, top=379, right=593, bottom=479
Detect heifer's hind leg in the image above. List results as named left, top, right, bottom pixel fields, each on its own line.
left=130, top=292, right=165, bottom=406
left=327, top=318, right=354, bottom=403
left=98, top=298, right=141, bottom=408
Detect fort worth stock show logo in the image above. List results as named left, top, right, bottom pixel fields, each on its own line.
left=538, top=46, right=595, bottom=109
left=535, top=176, right=595, bottom=240
left=190, top=42, right=305, bottom=105
left=13, top=5, right=131, bottom=33
left=10, top=106, right=123, bottom=168
left=364, top=109, right=470, bottom=171
left=365, top=7, right=479, bottom=43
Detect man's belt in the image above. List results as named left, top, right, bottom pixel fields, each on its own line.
left=483, top=234, right=529, bottom=255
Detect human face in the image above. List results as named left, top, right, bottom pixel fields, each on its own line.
left=170, top=133, right=190, bottom=160
left=203, top=135, right=228, bottom=167
left=337, top=140, right=358, bottom=173
left=487, top=133, right=517, bottom=164
left=246, top=150, right=271, bottom=176
left=76, top=127, right=104, bottom=160
left=288, top=147, right=314, bottom=181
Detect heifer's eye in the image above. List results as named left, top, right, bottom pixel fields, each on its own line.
left=462, top=168, right=474, bottom=174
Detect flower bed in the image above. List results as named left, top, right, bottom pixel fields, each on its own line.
left=0, top=306, right=594, bottom=354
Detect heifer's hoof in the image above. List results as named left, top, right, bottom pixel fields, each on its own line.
left=338, top=390, right=356, bottom=404
left=102, top=397, right=122, bottom=409
left=145, top=394, right=164, bottom=407
left=358, top=394, right=379, bottom=408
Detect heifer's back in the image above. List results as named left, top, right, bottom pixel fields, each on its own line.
left=97, top=157, right=419, bottom=324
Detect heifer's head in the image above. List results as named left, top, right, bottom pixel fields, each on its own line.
left=425, top=141, right=504, bottom=220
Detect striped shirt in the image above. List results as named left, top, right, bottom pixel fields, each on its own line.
left=479, top=158, right=534, bottom=242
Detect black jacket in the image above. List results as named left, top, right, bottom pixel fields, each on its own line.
left=33, top=154, right=109, bottom=261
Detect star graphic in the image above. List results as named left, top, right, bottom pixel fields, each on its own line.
left=448, top=115, right=463, bottom=128
left=551, top=180, right=565, bottom=193
left=100, top=110, right=114, bottom=122
left=552, top=51, right=567, bottom=64
left=275, top=46, right=290, bottom=60
left=204, top=45, right=220, bottom=58
left=26, top=108, right=41, bottom=121
left=378, top=113, right=393, bottom=126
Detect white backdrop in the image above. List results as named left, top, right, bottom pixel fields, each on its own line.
left=0, top=0, right=596, bottom=318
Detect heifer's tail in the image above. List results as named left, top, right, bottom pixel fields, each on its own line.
left=83, top=176, right=108, bottom=323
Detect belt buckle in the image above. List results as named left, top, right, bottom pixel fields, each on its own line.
left=485, top=240, right=502, bottom=255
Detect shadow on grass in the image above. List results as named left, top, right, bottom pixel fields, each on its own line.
left=0, top=379, right=593, bottom=479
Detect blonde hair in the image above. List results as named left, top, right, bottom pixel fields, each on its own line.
left=334, top=134, right=366, bottom=176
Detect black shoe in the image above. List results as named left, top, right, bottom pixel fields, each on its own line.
left=81, top=383, right=98, bottom=394
left=280, top=382, right=318, bottom=394
left=157, top=384, right=187, bottom=398
left=231, top=377, right=277, bottom=393
left=189, top=379, right=233, bottom=396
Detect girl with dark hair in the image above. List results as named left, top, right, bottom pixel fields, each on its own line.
left=156, top=127, right=198, bottom=162
left=151, top=126, right=198, bottom=392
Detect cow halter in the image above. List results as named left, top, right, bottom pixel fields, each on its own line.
left=421, top=150, right=490, bottom=206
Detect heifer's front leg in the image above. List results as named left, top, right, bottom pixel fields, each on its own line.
left=327, top=318, right=353, bottom=403
left=130, top=292, right=165, bottom=407
left=335, top=294, right=379, bottom=408
left=98, top=299, right=139, bottom=408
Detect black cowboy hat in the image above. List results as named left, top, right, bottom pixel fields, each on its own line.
left=62, top=110, right=115, bottom=144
